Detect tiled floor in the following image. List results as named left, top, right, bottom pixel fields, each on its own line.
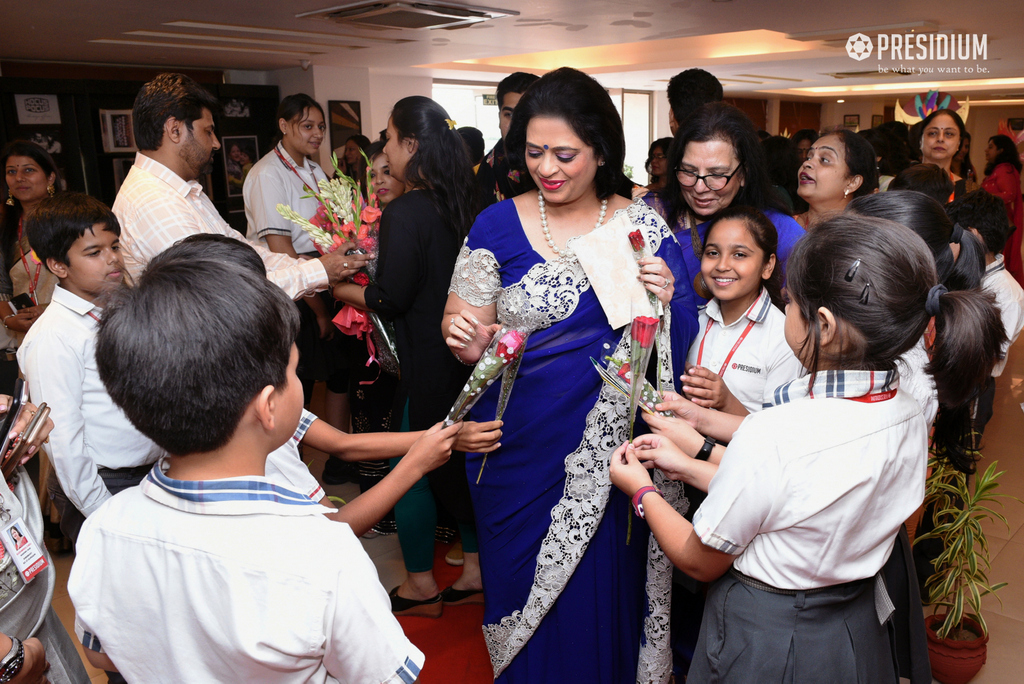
left=48, top=334, right=1024, bottom=682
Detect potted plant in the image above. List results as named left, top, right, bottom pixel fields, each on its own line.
left=914, top=456, right=1012, bottom=684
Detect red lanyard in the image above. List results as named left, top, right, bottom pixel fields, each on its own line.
left=17, top=219, right=41, bottom=305
left=695, top=298, right=760, bottom=377
left=86, top=311, right=101, bottom=323
left=274, top=146, right=317, bottom=195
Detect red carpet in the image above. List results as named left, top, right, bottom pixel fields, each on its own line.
left=397, top=543, right=493, bottom=683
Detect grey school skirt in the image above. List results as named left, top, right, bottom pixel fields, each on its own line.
left=689, top=570, right=899, bottom=683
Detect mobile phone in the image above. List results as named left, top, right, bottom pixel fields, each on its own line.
left=0, top=379, right=27, bottom=459
left=3, top=404, right=48, bottom=479
left=9, top=294, right=34, bottom=311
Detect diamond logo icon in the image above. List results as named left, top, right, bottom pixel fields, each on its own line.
left=846, top=33, right=874, bottom=61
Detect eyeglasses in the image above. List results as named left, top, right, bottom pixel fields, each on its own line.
left=675, top=165, right=742, bottom=191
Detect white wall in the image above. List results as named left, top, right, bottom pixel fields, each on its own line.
left=819, top=100, right=886, bottom=133
left=368, top=71, right=433, bottom=141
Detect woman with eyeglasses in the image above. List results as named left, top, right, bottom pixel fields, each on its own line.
left=645, top=103, right=806, bottom=305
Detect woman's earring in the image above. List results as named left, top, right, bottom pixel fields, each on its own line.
left=5, top=192, right=13, bottom=206
left=843, top=188, right=850, bottom=198
left=47, top=184, right=55, bottom=197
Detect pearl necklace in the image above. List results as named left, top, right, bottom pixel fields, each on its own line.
left=538, top=192, right=608, bottom=259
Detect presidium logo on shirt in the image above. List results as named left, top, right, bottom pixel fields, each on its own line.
left=731, top=362, right=762, bottom=375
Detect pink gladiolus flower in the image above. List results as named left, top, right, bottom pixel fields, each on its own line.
left=361, top=206, right=382, bottom=224
left=340, top=222, right=356, bottom=239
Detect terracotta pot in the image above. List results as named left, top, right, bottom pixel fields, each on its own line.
left=925, top=614, right=989, bottom=684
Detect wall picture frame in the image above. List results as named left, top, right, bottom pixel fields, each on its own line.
left=222, top=135, right=259, bottom=197
left=843, top=114, right=860, bottom=130
left=328, top=100, right=363, bottom=160
left=872, top=114, right=883, bottom=128
left=99, top=109, right=137, bottom=153
left=15, top=94, right=61, bottom=125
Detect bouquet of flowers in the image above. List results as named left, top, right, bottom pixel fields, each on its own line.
left=442, top=326, right=530, bottom=482
left=276, top=152, right=399, bottom=377
left=591, top=357, right=671, bottom=418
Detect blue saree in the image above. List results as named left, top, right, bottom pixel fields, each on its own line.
left=450, top=199, right=699, bottom=683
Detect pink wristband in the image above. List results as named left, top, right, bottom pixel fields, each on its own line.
left=631, top=485, right=661, bottom=519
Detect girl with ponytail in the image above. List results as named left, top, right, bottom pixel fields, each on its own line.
left=609, top=215, right=1003, bottom=680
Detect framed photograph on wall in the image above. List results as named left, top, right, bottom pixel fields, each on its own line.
left=1009, top=118, right=1024, bottom=132
left=15, top=94, right=61, bottom=125
left=328, top=100, right=362, bottom=159
left=99, top=109, right=137, bottom=153
left=112, top=157, right=134, bottom=194
left=843, top=114, right=860, bottom=130
left=872, top=114, right=883, bottom=128
left=222, top=135, right=259, bottom=197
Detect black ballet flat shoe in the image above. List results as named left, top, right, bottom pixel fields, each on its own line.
left=440, top=585, right=485, bottom=606
left=389, top=587, right=443, bottom=618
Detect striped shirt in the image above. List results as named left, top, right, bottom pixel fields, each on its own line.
left=113, top=153, right=328, bottom=300
left=69, top=457, right=423, bottom=683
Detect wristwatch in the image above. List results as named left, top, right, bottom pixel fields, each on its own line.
left=0, top=636, right=24, bottom=683
left=631, top=485, right=662, bottom=519
left=695, top=436, right=716, bottom=462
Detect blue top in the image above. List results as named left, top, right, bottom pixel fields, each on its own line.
left=643, top=195, right=806, bottom=307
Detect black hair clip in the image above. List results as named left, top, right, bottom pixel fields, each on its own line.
left=859, top=283, right=871, bottom=305
left=845, top=259, right=861, bottom=282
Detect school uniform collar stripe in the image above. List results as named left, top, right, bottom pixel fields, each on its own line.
left=764, top=369, right=899, bottom=408
left=986, top=254, right=1006, bottom=275
left=142, top=458, right=328, bottom=516
left=747, top=287, right=773, bottom=324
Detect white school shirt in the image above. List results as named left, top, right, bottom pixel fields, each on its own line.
left=983, top=254, right=1024, bottom=377
left=686, top=288, right=803, bottom=413
left=694, top=370, right=927, bottom=590
left=113, top=153, right=327, bottom=300
left=897, top=338, right=938, bottom=427
left=244, top=143, right=327, bottom=255
left=17, top=286, right=163, bottom=516
left=265, top=409, right=325, bottom=503
left=69, top=461, right=423, bottom=684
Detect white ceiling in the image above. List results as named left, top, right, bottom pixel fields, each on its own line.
left=3, top=1, right=1024, bottom=103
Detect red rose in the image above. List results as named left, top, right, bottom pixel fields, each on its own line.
left=496, top=329, right=525, bottom=361
left=630, top=316, right=659, bottom=348
left=351, top=272, right=370, bottom=286
left=617, top=362, right=631, bottom=380
left=628, top=229, right=645, bottom=253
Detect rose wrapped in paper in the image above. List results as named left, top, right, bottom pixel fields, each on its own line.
left=627, top=315, right=659, bottom=440
left=445, top=327, right=528, bottom=426
left=590, top=357, right=671, bottom=417
left=628, top=229, right=663, bottom=317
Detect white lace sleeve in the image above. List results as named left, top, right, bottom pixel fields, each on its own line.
left=449, top=244, right=502, bottom=307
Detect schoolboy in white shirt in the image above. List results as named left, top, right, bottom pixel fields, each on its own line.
left=69, top=253, right=436, bottom=682
left=948, top=189, right=1024, bottom=432
left=18, top=193, right=162, bottom=542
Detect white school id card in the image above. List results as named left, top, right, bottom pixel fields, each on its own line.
left=0, top=518, right=48, bottom=582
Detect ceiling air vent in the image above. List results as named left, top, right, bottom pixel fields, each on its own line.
left=297, top=2, right=518, bottom=30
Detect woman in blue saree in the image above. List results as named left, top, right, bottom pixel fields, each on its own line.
left=443, top=68, right=699, bottom=684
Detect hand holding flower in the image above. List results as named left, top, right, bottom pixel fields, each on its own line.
left=609, top=442, right=654, bottom=497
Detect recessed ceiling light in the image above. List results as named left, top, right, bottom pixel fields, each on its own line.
left=837, top=99, right=845, bottom=103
